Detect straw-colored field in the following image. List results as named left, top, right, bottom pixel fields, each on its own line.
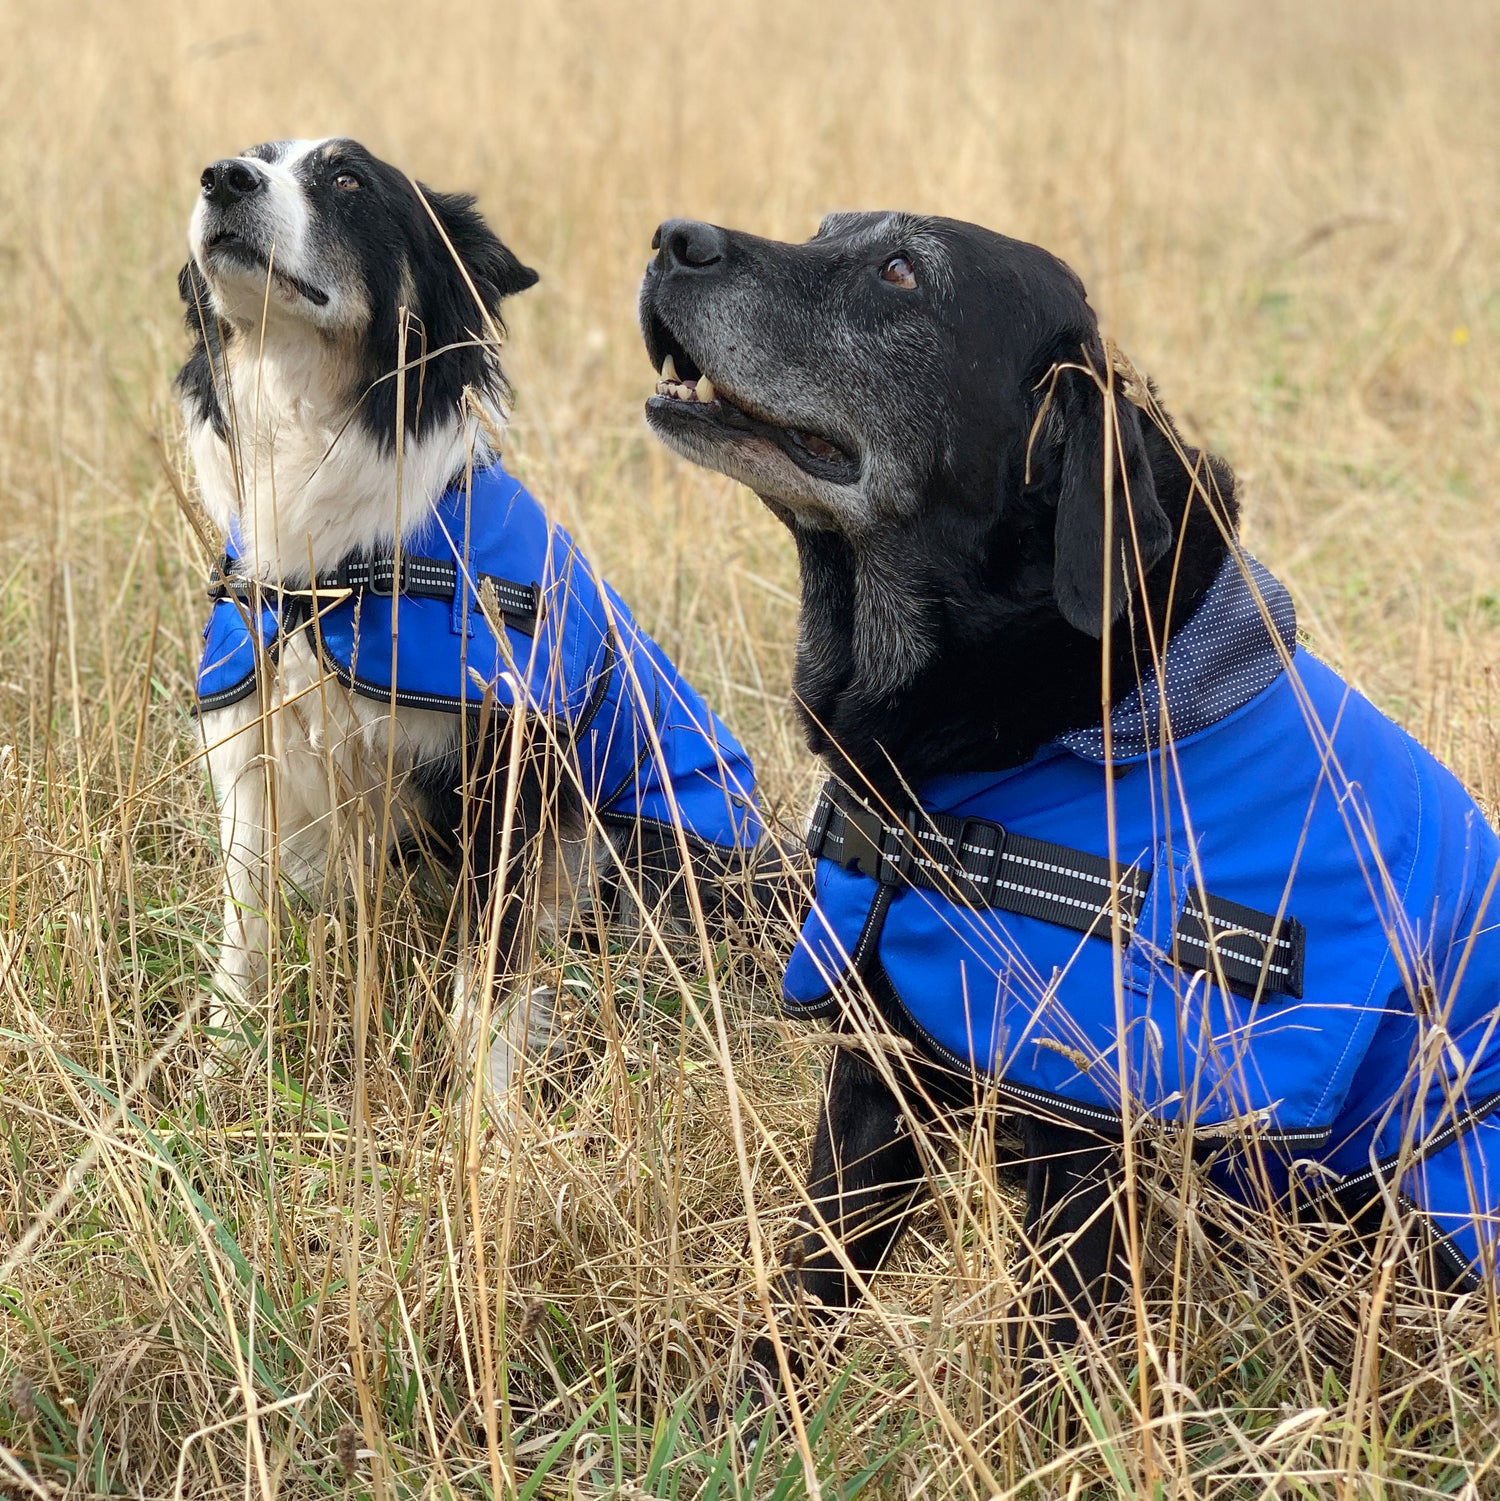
left=2, top=1, right=1498, bottom=1495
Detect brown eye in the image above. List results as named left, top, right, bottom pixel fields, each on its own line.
left=881, top=255, right=916, bottom=290
left=333, top=171, right=361, bottom=192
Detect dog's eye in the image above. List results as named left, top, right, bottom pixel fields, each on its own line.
left=880, top=255, right=917, bottom=290
left=333, top=171, right=362, bottom=192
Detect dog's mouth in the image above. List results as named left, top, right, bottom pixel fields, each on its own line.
left=642, top=310, right=859, bottom=484
left=202, top=232, right=331, bottom=309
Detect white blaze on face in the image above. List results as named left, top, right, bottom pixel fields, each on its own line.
left=188, top=138, right=351, bottom=329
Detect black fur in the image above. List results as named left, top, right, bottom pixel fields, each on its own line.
left=177, top=139, right=538, bottom=451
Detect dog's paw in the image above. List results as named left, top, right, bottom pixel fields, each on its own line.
left=448, top=985, right=561, bottom=1115
left=699, top=1358, right=780, bottom=1461
left=193, top=996, right=257, bottom=1084
left=490, top=984, right=558, bottom=1093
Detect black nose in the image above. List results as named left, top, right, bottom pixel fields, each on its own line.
left=200, top=158, right=266, bottom=207
left=653, top=219, right=726, bottom=273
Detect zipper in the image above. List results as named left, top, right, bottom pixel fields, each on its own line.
left=1335, top=1088, right=1500, bottom=1198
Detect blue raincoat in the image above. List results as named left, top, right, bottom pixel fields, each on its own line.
left=195, top=459, right=761, bottom=852
left=785, top=555, right=1500, bottom=1283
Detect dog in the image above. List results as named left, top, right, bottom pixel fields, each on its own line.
left=178, top=139, right=766, bottom=1097
left=637, top=212, right=1500, bottom=1372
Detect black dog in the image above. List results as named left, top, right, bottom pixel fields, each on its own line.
left=637, top=212, right=1500, bottom=1375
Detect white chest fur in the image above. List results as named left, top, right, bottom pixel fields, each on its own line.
left=190, top=326, right=488, bottom=586
left=187, top=346, right=480, bottom=1011
left=198, top=624, right=459, bottom=1016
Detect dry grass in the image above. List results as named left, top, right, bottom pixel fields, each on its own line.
left=2, top=1, right=1499, bottom=1495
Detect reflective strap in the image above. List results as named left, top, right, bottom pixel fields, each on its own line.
left=313, top=555, right=540, bottom=634
left=210, top=555, right=542, bottom=635
left=1174, top=889, right=1305, bottom=1000
left=807, top=782, right=1305, bottom=1000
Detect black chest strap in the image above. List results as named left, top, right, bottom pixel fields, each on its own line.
left=807, top=782, right=1305, bottom=1001
left=208, top=551, right=541, bottom=635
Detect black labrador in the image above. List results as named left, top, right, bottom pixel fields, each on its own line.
left=635, top=211, right=1500, bottom=1402
left=634, top=212, right=1258, bottom=1368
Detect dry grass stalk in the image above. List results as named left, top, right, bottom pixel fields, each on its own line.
left=1, top=1, right=1498, bottom=1497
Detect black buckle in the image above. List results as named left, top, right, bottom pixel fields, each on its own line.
left=365, top=557, right=400, bottom=598
left=207, top=551, right=236, bottom=601
left=837, top=805, right=915, bottom=887
left=806, top=795, right=834, bottom=860
left=957, top=816, right=1006, bottom=903
left=838, top=805, right=887, bottom=882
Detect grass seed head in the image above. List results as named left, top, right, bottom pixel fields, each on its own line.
left=11, top=1370, right=37, bottom=1426
left=335, top=1422, right=360, bottom=1482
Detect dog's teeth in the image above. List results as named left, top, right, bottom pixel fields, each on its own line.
left=695, top=375, right=716, bottom=404
left=661, top=354, right=678, bottom=381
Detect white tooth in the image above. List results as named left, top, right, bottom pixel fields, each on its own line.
left=661, top=354, right=678, bottom=381
left=696, top=375, right=716, bottom=403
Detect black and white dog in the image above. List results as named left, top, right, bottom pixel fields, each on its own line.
left=638, top=213, right=1500, bottom=1373
left=179, top=140, right=766, bottom=1095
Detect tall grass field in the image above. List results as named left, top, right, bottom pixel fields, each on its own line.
left=2, top=1, right=1498, bottom=1495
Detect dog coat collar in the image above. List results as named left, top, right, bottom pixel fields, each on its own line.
left=785, top=553, right=1500, bottom=1280
left=1055, top=552, right=1298, bottom=761
left=194, top=459, right=762, bottom=850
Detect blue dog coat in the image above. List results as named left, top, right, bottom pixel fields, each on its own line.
left=788, top=555, right=1500, bottom=1284
left=196, top=459, right=761, bottom=852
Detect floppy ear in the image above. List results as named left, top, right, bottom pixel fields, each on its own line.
left=174, top=259, right=228, bottom=432
left=177, top=259, right=214, bottom=331
left=1046, top=357, right=1172, bottom=638
left=422, top=187, right=539, bottom=313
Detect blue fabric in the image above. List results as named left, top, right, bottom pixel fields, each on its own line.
left=1406, top=1115, right=1500, bottom=1280
left=196, top=460, right=762, bottom=851
left=785, top=551, right=1500, bottom=1279
left=198, top=582, right=278, bottom=712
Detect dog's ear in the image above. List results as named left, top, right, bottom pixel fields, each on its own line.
left=422, top=188, right=539, bottom=311
left=1042, top=354, right=1172, bottom=638
left=178, top=259, right=214, bottom=332
left=175, top=258, right=227, bottom=432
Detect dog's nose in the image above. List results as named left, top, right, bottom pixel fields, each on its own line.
left=200, top=158, right=267, bottom=207
left=653, top=219, right=726, bottom=273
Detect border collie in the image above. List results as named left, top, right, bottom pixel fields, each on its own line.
left=178, top=140, right=766, bottom=1098
left=637, top=212, right=1500, bottom=1380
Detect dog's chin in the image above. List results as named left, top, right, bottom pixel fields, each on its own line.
left=198, top=236, right=336, bottom=324
left=645, top=397, right=860, bottom=526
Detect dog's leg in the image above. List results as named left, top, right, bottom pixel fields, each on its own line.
left=794, top=1047, right=938, bottom=1307
left=202, top=720, right=274, bottom=1056
left=202, top=694, right=343, bottom=1066
left=448, top=744, right=596, bottom=1109
left=749, top=1041, right=945, bottom=1389
left=1020, top=1116, right=1124, bottom=1350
